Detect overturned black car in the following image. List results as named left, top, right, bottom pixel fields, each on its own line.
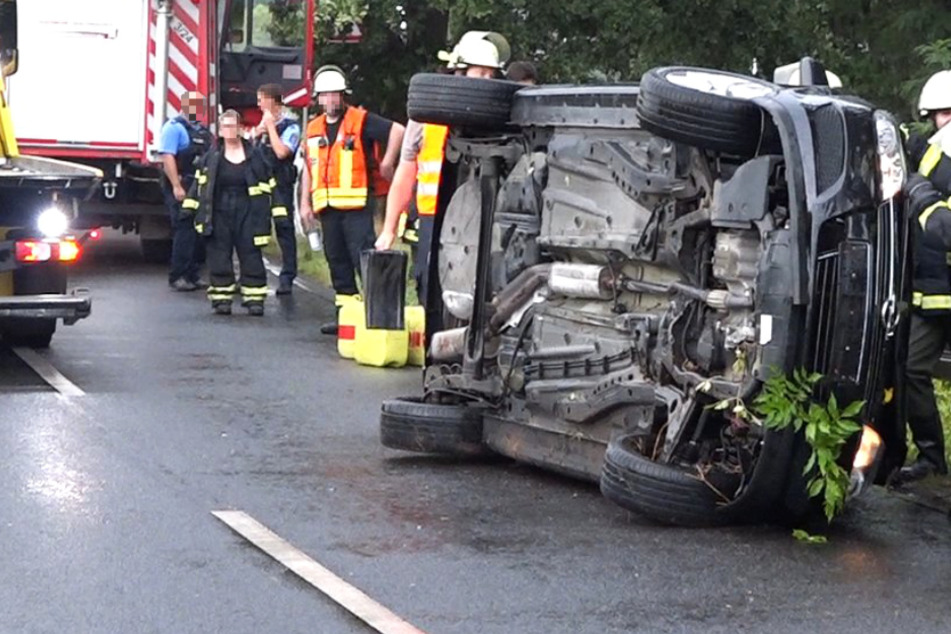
left=380, top=59, right=911, bottom=526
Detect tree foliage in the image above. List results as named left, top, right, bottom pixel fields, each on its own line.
left=304, top=0, right=951, bottom=121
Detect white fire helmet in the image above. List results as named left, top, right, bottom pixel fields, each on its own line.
left=438, top=31, right=511, bottom=70
left=918, top=70, right=951, bottom=117
left=312, top=65, right=349, bottom=95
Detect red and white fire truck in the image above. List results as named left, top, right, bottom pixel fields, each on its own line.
left=7, top=0, right=315, bottom=260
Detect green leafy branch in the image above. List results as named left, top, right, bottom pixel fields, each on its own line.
left=711, top=369, right=863, bottom=524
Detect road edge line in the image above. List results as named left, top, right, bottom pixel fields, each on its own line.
left=212, top=510, right=427, bottom=634
left=12, top=347, right=85, bottom=397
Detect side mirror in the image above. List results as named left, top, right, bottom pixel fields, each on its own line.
left=0, top=0, right=18, bottom=77
left=230, top=28, right=245, bottom=45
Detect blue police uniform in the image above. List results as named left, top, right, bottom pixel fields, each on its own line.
left=158, top=115, right=214, bottom=287
left=258, top=116, right=301, bottom=292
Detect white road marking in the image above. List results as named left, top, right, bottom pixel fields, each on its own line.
left=212, top=510, right=427, bottom=634
left=263, top=259, right=321, bottom=294
left=12, top=347, right=85, bottom=397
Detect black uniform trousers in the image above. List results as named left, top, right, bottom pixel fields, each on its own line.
left=274, top=183, right=298, bottom=285
left=206, top=189, right=267, bottom=305
left=904, top=312, right=951, bottom=472
left=166, top=187, right=202, bottom=285
left=319, top=206, right=375, bottom=297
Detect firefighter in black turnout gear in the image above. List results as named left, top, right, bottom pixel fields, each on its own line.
left=892, top=71, right=951, bottom=486
left=182, top=110, right=281, bottom=316
left=255, top=83, right=301, bottom=295
left=158, top=90, right=214, bottom=291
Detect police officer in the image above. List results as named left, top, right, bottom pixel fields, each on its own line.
left=255, top=83, right=301, bottom=295
left=375, top=31, right=510, bottom=308
left=182, top=110, right=281, bottom=316
left=894, top=72, right=951, bottom=485
left=299, top=66, right=405, bottom=334
left=158, top=90, right=214, bottom=291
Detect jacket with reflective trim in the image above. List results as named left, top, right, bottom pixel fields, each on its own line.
left=907, top=175, right=951, bottom=314
left=182, top=139, right=281, bottom=247
left=305, top=107, right=369, bottom=212
left=905, top=131, right=951, bottom=195
left=416, top=124, right=449, bottom=217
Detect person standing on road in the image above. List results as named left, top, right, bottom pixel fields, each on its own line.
left=182, top=110, right=280, bottom=317
left=375, top=31, right=511, bottom=308
left=894, top=71, right=951, bottom=485
left=299, top=65, right=405, bottom=334
left=158, top=91, right=214, bottom=292
left=254, top=83, right=301, bottom=296
left=904, top=71, right=951, bottom=194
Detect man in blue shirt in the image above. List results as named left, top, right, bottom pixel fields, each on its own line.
left=255, top=84, right=301, bottom=295
left=158, top=91, right=213, bottom=291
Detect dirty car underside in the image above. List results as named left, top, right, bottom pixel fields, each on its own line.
left=382, top=65, right=909, bottom=526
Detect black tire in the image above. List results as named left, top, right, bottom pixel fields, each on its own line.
left=406, top=73, right=523, bottom=130
left=141, top=238, right=172, bottom=264
left=600, top=435, right=743, bottom=527
left=2, top=318, right=56, bottom=348
left=636, top=66, right=779, bottom=157
left=380, top=396, right=486, bottom=456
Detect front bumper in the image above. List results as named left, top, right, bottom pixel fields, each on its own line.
left=0, top=292, right=91, bottom=325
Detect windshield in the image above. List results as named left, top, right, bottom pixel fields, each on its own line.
left=220, top=0, right=306, bottom=51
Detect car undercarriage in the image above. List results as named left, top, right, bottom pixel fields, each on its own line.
left=381, top=61, right=910, bottom=526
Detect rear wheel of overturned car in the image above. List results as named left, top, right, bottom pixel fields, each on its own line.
left=636, top=66, right=780, bottom=158
left=406, top=73, right=523, bottom=130
left=380, top=396, right=486, bottom=456
left=600, top=434, right=743, bottom=527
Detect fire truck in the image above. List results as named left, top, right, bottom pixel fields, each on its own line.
left=7, top=0, right=315, bottom=261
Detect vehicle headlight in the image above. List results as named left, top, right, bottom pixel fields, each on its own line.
left=37, top=207, right=69, bottom=238
left=874, top=111, right=906, bottom=200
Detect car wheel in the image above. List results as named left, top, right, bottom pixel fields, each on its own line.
left=141, top=238, right=172, bottom=264
left=636, top=66, right=780, bottom=158
left=600, top=434, right=744, bottom=527
left=380, top=396, right=486, bottom=456
left=3, top=318, right=56, bottom=348
left=406, top=73, right=523, bottom=130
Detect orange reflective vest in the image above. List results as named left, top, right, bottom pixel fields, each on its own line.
left=416, top=124, right=449, bottom=217
left=305, top=107, right=369, bottom=212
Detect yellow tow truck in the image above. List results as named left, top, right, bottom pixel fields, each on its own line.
left=0, top=0, right=100, bottom=347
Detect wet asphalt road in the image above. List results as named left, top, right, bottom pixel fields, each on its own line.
left=0, top=231, right=950, bottom=634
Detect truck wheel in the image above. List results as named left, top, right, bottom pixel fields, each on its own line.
left=141, top=238, right=172, bottom=264
left=2, top=318, right=56, bottom=348
left=600, top=434, right=744, bottom=527
left=407, top=73, right=523, bottom=130
left=380, top=396, right=486, bottom=456
left=636, top=66, right=779, bottom=157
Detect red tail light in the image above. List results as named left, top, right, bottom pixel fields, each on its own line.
left=16, top=240, right=52, bottom=262
left=15, top=239, right=81, bottom=263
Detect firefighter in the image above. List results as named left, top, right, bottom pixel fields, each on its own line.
left=299, top=65, right=405, bottom=334
left=158, top=90, right=214, bottom=291
left=892, top=72, right=951, bottom=485
left=903, top=70, right=951, bottom=194
left=254, top=83, right=301, bottom=295
left=182, top=110, right=279, bottom=316
left=375, top=31, right=511, bottom=308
